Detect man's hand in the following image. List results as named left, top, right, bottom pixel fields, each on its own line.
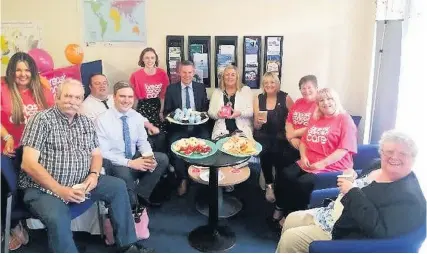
left=83, top=174, right=98, bottom=192
left=3, top=137, right=16, bottom=157
left=141, top=158, right=157, bottom=171
left=147, top=126, right=160, bottom=135
left=56, top=186, right=85, bottom=203
left=337, top=177, right=354, bottom=195
left=289, top=138, right=301, bottom=149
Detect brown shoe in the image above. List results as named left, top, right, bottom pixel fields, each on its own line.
left=177, top=180, right=187, bottom=196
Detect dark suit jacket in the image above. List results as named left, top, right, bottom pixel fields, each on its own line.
left=163, top=82, right=209, bottom=116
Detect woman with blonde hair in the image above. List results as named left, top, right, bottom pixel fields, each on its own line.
left=1, top=52, right=54, bottom=250
left=208, top=65, right=254, bottom=140
left=270, top=88, right=357, bottom=229
left=253, top=72, right=297, bottom=202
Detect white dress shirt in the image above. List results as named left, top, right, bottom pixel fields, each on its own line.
left=81, top=94, right=114, bottom=122
left=96, top=106, right=152, bottom=167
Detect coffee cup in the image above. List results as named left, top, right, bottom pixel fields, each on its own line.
left=142, top=151, right=154, bottom=160
left=258, top=111, right=267, bottom=123
left=72, top=183, right=90, bottom=201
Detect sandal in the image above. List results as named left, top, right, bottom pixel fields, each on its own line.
left=8, top=233, right=23, bottom=251
left=12, top=222, right=29, bottom=245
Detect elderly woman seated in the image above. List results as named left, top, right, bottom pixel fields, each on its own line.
left=276, top=130, right=426, bottom=253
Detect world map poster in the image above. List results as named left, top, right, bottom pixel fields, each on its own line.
left=83, top=0, right=146, bottom=45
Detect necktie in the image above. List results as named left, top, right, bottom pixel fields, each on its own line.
left=120, top=115, right=132, bottom=159
left=101, top=99, right=109, bottom=109
left=185, top=86, right=191, bottom=109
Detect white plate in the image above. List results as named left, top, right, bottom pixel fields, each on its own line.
left=199, top=170, right=225, bottom=182
left=166, top=111, right=209, bottom=125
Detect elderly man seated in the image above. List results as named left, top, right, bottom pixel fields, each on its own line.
left=19, top=78, right=152, bottom=253
left=276, top=129, right=426, bottom=253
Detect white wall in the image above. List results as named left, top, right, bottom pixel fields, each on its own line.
left=1, top=0, right=376, bottom=140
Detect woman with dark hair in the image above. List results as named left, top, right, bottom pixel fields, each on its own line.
left=130, top=48, right=169, bottom=152
left=1, top=52, right=54, bottom=250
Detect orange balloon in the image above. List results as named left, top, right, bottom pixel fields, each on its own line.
left=39, top=75, right=50, bottom=90
left=64, top=44, right=84, bottom=65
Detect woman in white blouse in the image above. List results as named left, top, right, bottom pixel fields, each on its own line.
left=208, top=65, right=254, bottom=141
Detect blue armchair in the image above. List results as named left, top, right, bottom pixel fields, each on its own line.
left=1, top=149, right=102, bottom=253
left=308, top=188, right=426, bottom=253
left=313, top=144, right=380, bottom=190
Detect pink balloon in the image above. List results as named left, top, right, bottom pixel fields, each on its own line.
left=28, top=48, right=54, bottom=73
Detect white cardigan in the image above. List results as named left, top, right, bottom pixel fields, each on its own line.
left=208, top=86, right=254, bottom=140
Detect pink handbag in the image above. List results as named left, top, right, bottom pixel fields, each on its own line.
left=103, top=209, right=150, bottom=245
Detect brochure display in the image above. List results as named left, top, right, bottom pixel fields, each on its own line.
left=264, top=36, right=284, bottom=81
left=242, top=36, right=262, bottom=89
left=188, top=36, right=211, bottom=88
left=166, top=35, right=185, bottom=84
left=214, top=36, right=238, bottom=88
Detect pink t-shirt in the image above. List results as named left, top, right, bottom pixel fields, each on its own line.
left=286, top=98, right=317, bottom=129
left=298, top=113, right=358, bottom=174
left=1, top=81, right=55, bottom=151
left=129, top=68, right=170, bottom=100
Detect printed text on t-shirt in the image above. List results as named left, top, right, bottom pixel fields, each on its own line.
left=306, top=126, right=330, bottom=144
left=292, top=112, right=311, bottom=126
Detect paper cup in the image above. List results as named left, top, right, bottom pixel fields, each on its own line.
left=142, top=151, right=154, bottom=159
left=258, top=111, right=267, bottom=122
left=72, top=184, right=90, bottom=200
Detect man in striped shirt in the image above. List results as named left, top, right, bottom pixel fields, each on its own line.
left=19, top=79, right=152, bottom=253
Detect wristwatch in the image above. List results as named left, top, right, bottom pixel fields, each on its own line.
left=89, top=171, right=100, bottom=177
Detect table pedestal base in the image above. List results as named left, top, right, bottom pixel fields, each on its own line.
left=196, top=195, right=243, bottom=218
left=188, top=225, right=236, bottom=252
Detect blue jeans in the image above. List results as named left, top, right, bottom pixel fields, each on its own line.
left=23, top=175, right=137, bottom=252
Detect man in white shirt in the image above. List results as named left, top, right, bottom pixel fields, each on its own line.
left=81, top=73, right=166, bottom=152
left=96, top=81, right=169, bottom=210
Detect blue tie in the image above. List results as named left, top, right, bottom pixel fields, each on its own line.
left=185, top=86, right=191, bottom=109
left=120, top=115, right=132, bottom=159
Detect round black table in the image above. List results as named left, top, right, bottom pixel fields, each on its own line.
left=180, top=151, right=250, bottom=252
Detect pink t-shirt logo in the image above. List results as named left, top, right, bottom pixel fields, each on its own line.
left=292, top=112, right=312, bottom=126
left=9, top=104, right=39, bottom=125
left=145, top=83, right=162, bottom=99
left=306, top=126, right=330, bottom=144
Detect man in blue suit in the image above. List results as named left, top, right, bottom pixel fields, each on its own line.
left=163, top=60, right=210, bottom=195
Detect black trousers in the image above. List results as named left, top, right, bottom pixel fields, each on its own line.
left=167, top=125, right=210, bottom=180
left=255, top=132, right=300, bottom=184
left=148, top=132, right=167, bottom=153
left=103, top=152, right=169, bottom=208
left=274, top=163, right=316, bottom=213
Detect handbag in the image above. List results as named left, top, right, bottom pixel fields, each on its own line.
left=103, top=208, right=150, bottom=245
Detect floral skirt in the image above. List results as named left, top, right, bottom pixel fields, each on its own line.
left=136, top=98, right=166, bottom=132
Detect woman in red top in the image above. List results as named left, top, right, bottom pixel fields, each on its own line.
left=285, top=75, right=318, bottom=149
left=1, top=52, right=54, bottom=250
left=271, top=88, right=357, bottom=228
left=130, top=47, right=169, bottom=132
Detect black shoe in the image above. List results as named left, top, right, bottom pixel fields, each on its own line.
left=123, top=244, right=155, bottom=253
left=138, top=195, right=162, bottom=208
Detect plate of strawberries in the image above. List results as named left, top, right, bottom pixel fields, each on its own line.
left=171, top=137, right=217, bottom=159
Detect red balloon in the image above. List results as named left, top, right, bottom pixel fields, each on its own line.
left=28, top=48, right=54, bottom=73
left=64, top=44, right=84, bottom=65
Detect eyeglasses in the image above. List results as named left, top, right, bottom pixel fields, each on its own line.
left=381, top=149, right=411, bottom=159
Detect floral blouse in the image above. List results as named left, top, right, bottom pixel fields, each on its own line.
left=308, top=175, right=373, bottom=234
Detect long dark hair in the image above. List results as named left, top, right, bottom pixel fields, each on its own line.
left=5, top=52, right=48, bottom=124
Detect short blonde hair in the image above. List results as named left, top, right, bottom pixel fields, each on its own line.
left=55, top=78, right=85, bottom=100
left=261, top=72, right=280, bottom=93
left=313, top=88, right=345, bottom=119
left=379, top=130, right=418, bottom=158
left=219, top=65, right=243, bottom=91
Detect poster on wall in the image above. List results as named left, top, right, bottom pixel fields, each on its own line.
left=83, top=0, right=146, bottom=46
left=264, top=36, right=283, bottom=81
left=243, top=36, right=261, bottom=89
left=1, top=21, right=42, bottom=67
left=41, top=65, right=82, bottom=95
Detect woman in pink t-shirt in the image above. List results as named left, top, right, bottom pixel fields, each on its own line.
left=1, top=52, right=54, bottom=251
left=130, top=47, right=169, bottom=134
left=270, top=88, right=357, bottom=229
left=285, top=75, right=318, bottom=149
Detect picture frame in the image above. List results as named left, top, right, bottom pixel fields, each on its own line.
left=214, top=36, right=238, bottom=88
left=243, top=36, right=262, bottom=89
left=166, top=35, right=185, bottom=84
left=264, top=36, right=284, bottom=81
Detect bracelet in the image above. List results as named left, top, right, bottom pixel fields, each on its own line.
left=3, top=134, right=12, bottom=142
